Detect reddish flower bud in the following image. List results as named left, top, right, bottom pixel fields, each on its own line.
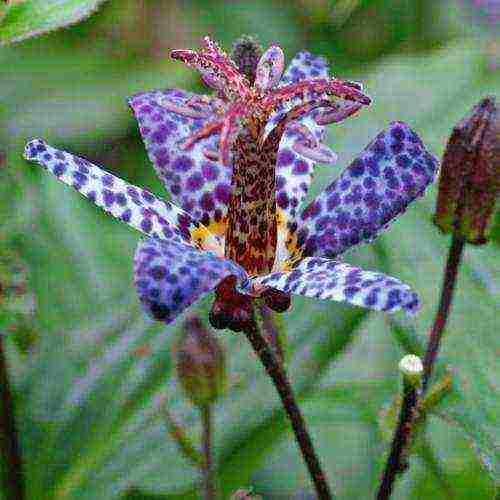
left=434, top=96, right=499, bottom=244
left=176, top=316, right=226, bottom=407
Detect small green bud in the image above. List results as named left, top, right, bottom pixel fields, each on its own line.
left=399, top=354, right=423, bottom=388
left=176, top=316, right=226, bottom=407
left=231, top=35, right=263, bottom=85
left=434, top=96, right=499, bottom=244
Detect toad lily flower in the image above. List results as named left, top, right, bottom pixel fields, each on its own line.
left=24, top=37, right=438, bottom=332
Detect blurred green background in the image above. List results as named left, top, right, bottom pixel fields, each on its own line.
left=0, top=0, right=498, bottom=498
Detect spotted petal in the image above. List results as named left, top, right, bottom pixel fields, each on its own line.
left=280, top=51, right=329, bottom=85
left=294, top=122, right=439, bottom=260
left=134, top=237, right=247, bottom=324
left=129, top=89, right=232, bottom=238
left=23, top=139, right=220, bottom=252
left=254, top=257, right=420, bottom=315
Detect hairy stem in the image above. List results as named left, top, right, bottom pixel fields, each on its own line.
left=200, top=404, right=215, bottom=500
left=244, top=324, right=333, bottom=499
left=0, top=336, right=25, bottom=500
left=422, top=234, right=465, bottom=391
left=376, top=379, right=419, bottom=500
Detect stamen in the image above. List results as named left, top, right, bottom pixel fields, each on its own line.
left=262, top=77, right=372, bottom=110
left=292, top=141, right=338, bottom=164
left=202, top=147, right=220, bottom=161
left=171, top=37, right=252, bottom=101
left=179, top=120, right=224, bottom=150
left=158, top=98, right=212, bottom=119
left=314, top=102, right=363, bottom=125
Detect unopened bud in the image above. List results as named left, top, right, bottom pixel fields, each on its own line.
left=399, top=354, right=423, bottom=388
left=434, top=96, right=499, bottom=244
left=176, top=316, right=226, bottom=407
left=231, top=35, right=263, bottom=85
left=230, top=489, right=262, bottom=500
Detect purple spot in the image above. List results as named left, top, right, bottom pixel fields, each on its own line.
left=277, top=191, right=289, bottom=209
left=115, top=193, right=127, bottom=206
left=344, top=286, right=360, bottom=298
left=103, top=190, right=115, bottom=207
left=202, top=162, right=219, bottom=181
left=142, top=189, right=156, bottom=203
left=150, top=265, right=167, bottom=281
left=54, top=151, right=65, bottom=160
left=72, top=171, right=88, bottom=185
left=350, top=159, right=365, bottom=177
left=102, top=174, right=114, bottom=187
left=121, top=209, right=132, bottom=222
left=278, top=149, right=295, bottom=167
left=173, top=156, right=193, bottom=172
left=200, top=193, right=215, bottom=212
left=87, top=191, right=96, bottom=202
left=391, top=126, right=405, bottom=142
left=215, top=183, right=231, bottom=204
left=187, top=172, right=204, bottom=191
left=292, top=159, right=309, bottom=175
left=171, top=184, right=181, bottom=195
left=53, top=163, right=66, bottom=177
left=275, top=175, right=286, bottom=190
left=141, top=219, right=153, bottom=233
left=326, top=192, right=341, bottom=210
left=339, top=179, right=351, bottom=191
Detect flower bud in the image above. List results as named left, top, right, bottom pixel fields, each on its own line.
left=434, top=96, right=499, bottom=244
left=399, top=354, right=423, bottom=388
left=231, top=35, right=263, bottom=85
left=176, top=315, right=226, bottom=407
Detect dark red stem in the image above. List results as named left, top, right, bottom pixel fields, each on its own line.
left=0, top=336, right=25, bottom=500
left=422, top=234, right=465, bottom=392
left=244, top=325, right=333, bottom=499
left=376, top=380, right=419, bottom=500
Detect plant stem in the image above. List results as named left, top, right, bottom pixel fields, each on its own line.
left=376, top=378, right=419, bottom=500
left=244, top=324, right=333, bottom=499
left=200, top=404, right=215, bottom=500
left=0, top=335, right=25, bottom=500
left=422, top=234, right=465, bottom=392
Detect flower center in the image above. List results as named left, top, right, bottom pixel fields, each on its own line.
left=225, top=113, right=278, bottom=276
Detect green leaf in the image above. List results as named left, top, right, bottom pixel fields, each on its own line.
left=0, top=0, right=109, bottom=45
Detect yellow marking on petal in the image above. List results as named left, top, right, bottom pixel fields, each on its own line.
left=204, top=218, right=228, bottom=239
left=190, top=225, right=224, bottom=256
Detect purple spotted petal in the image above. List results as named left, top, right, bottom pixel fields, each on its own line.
left=23, top=138, right=197, bottom=244
left=134, top=237, right=247, bottom=324
left=254, top=258, right=420, bottom=315
left=129, top=89, right=232, bottom=232
left=297, top=122, right=439, bottom=258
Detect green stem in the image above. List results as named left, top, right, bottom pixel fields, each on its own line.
left=200, top=404, right=215, bottom=500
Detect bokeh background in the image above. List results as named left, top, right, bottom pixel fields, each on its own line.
left=0, top=0, right=498, bottom=498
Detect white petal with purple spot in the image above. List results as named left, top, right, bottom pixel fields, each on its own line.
left=129, top=89, right=232, bottom=235
left=255, top=257, right=420, bottom=315
left=24, top=138, right=202, bottom=245
left=134, top=237, right=247, bottom=324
